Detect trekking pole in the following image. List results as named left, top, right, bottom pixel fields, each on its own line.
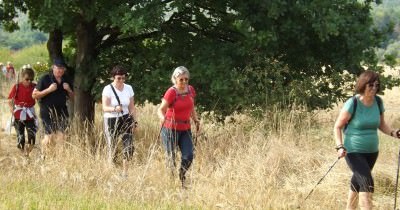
left=194, top=131, right=198, bottom=147
left=194, top=120, right=200, bottom=147
left=157, top=119, right=165, bottom=141
left=298, top=157, right=340, bottom=209
left=394, top=147, right=400, bottom=210
left=8, top=70, right=19, bottom=135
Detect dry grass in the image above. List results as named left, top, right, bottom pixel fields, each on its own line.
left=0, top=72, right=400, bottom=209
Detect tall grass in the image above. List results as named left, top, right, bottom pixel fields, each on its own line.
left=0, top=47, right=11, bottom=62
left=1, top=45, right=400, bottom=208
left=1, top=100, right=400, bottom=209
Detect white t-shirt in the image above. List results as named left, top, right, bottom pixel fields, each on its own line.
left=102, top=83, right=134, bottom=118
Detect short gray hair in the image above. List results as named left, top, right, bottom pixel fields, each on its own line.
left=171, top=66, right=190, bottom=84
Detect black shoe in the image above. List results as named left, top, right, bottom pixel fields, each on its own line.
left=17, top=144, right=24, bottom=151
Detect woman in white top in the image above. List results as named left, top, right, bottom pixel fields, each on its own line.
left=102, top=65, right=137, bottom=177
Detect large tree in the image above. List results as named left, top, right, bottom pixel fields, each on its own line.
left=1, top=0, right=397, bottom=122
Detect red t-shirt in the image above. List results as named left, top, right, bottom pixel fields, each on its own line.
left=163, top=85, right=196, bottom=130
left=8, top=82, right=36, bottom=120
left=6, top=66, right=15, bottom=79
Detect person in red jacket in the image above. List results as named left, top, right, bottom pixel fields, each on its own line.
left=6, top=61, right=15, bottom=81
left=8, top=66, right=37, bottom=157
left=157, top=66, right=200, bottom=188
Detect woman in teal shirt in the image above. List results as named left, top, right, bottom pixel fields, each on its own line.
left=334, top=70, right=400, bottom=210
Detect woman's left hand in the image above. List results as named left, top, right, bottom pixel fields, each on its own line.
left=194, top=120, right=200, bottom=132
left=390, top=129, right=400, bottom=139
left=132, top=121, right=138, bottom=133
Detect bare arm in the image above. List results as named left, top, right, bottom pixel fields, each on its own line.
left=191, top=107, right=200, bottom=132
left=7, top=98, right=13, bottom=114
left=379, top=113, right=399, bottom=138
left=7, top=85, right=15, bottom=114
left=333, top=110, right=351, bottom=157
left=157, top=99, right=169, bottom=123
left=32, top=83, right=57, bottom=100
left=128, top=97, right=136, bottom=119
left=191, top=107, right=199, bottom=122
left=102, top=95, right=115, bottom=112
left=63, top=83, right=74, bottom=101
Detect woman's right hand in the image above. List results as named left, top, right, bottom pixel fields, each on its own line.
left=337, top=148, right=346, bottom=158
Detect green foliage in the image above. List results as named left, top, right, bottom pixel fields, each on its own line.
left=10, top=44, right=48, bottom=67
left=0, top=47, right=11, bottom=61
left=32, top=61, right=50, bottom=79
left=372, top=0, right=400, bottom=62
left=1, top=0, right=399, bottom=119
left=0, top=14, right=48, bottom=50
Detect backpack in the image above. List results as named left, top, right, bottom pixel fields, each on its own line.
left=344, top=95, right=383, bottom=131
left=168, top=86, right=194, bottom=108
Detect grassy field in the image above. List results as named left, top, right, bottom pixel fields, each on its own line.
left=0, top=70, right=400, bottom=209
left=0, top=44, right=48, bottom=69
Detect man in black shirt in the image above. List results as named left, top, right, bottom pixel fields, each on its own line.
left=32, top=58, right=74, bottom=157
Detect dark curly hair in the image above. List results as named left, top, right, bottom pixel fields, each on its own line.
left=111, top=65, right=127, bottom=77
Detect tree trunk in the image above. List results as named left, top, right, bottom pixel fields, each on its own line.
left=47, top=29, right=63, bottom=60
left=74, top=20, right=97, bottom=123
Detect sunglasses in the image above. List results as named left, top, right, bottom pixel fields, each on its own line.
left=115, top=76, right=126, bottom=81
left=178, top=78, right=189, bottom=82
left=24, top=78, right=33, bottom=81
left=367, top=83, right=380, bottom=88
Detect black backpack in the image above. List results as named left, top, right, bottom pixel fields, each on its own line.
left=344, top=95, right=383, bottom=131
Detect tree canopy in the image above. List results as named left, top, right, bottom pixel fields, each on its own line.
left=1, top=0, right=398, bottom=122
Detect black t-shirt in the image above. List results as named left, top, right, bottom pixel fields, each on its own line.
left=36, top=72, right=73, bottom=116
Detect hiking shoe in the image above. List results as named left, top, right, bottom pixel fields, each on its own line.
left=17, top=144, right=24, bottom=151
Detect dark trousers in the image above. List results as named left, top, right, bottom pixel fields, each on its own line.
left=14, top=120, right=37, bottom=149
left=161, top=127, right=194, bottom=177
left=104, top=114, right=134, bottom=161
left=345, top=152, right=379, bottom=192
left=40, top=106, right=69, bottom=135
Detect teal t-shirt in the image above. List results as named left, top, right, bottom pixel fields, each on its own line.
left=343, top=96, right=384, bottom=153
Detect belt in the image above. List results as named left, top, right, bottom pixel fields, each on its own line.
left=165, top=118, right=190, bottom=124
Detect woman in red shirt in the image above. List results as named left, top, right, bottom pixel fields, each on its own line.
left=157, top=66, right=200, bottom=188
left=6, top=61, right=15, bottom=81
left=8, top=67, right=37, bottom=157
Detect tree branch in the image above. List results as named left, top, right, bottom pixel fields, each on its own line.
left=193, top=2, right=229, bottom=16
left=98, top=10, right=182, bottom=50
left=182, top=20, right=239, bottom=43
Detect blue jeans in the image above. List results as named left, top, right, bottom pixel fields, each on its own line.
left=161, top=127, right=194, bottom=176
